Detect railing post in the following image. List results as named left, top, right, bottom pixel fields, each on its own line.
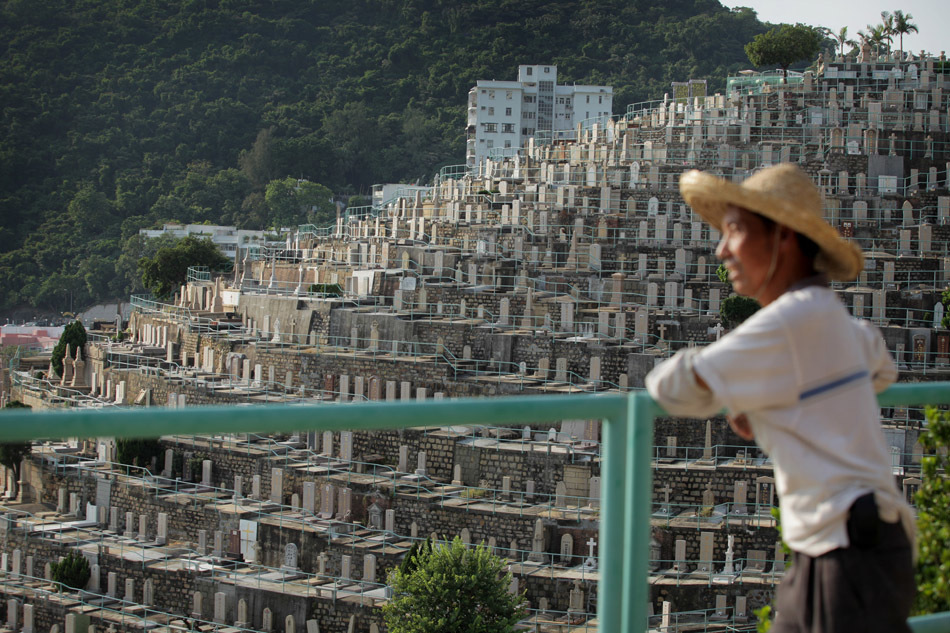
left=622, top=392, right=654, bottom=632
left=598, top=401, right=628, bottom=633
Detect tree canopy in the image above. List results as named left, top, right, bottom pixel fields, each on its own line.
left=744, top=23, right=823, bottom=82
left=383, top=537, right=526, bottom=633
left=138, top=235, right=230, bottom=300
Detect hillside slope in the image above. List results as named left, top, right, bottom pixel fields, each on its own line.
left=0, top=0, right=770, bottom=312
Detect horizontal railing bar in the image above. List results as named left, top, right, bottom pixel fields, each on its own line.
left=910, top=612, right=950, bottom=632
left=0, top=394, right=629, bottom=442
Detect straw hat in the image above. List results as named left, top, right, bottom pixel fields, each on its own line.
left=678, top=163, right=864, bottom=281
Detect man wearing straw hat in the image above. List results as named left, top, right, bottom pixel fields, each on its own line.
left=646, top=163, right=914, bottom=632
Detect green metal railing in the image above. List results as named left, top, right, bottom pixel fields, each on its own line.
left=3, top=384, right=950, bottom=631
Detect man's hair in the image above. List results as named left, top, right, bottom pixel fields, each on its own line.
left=755, top=214, right=821, bottom=261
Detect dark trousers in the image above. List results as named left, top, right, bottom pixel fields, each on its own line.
left=772, top=497, right=915, bottom=633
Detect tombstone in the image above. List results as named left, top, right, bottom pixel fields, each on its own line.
left=22, top=604, right=33, bottom=633
left=773, top=541, right=787, bottom=575
left=560, top=534, right=574, bottom=565
left=283, top=543, right=299, bottom=570
left=696, top=532, right=715, bottom=575
left=122, top=577, right=136, bottom=603
left=568, top=579, right=585, bottom=613
left=263, top=608, right=274, bottom=633
left=745, top=550, right=768, bottom=573
left=156, top=512, right=167, bottom=545
left=285, top=615, right=295, bottom=633
left=732, top=481, right=748, bottom=515
left=270, top=467, right=283, bottom=504
left=363, top=553, right=377, bottom=583
left=235, top=599, right=249, bottom=628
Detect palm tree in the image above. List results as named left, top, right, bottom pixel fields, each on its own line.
left=858, top=26, right=883, bottom=59
left=891, top=10, right=918, bottom=61
left=879, top=11, right=894, bottom=57
left=824, top=26, right=857, bottom=58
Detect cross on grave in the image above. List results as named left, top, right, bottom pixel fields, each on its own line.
left=657, top=323, right=668, bottom=341
left=582, top=537, right=598, bottom=571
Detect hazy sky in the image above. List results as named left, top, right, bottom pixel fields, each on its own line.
left=728, top=0, right=947, bottom=57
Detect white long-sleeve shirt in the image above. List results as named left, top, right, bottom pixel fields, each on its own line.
left=646, top=284, right=911, bottom=556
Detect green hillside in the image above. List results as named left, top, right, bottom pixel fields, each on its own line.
left=0, top=0, right=772, bottom=314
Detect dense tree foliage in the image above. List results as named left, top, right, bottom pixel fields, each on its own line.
left=51, top=321, right=87, bottom=377
left=0, top=0, right=774, bottom=314
left=0, top=401, right=32, bottom=500
left=745, top=23, right=822, bottom=82
left=384, top=537, right=525, bottom=633
left=138, top=235, right=230, bottom=300
left=914, top=407, right=950, bottom=615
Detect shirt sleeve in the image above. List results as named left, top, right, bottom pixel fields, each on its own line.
left=690, top=308, right=800, bottom=415
left=854, top=319, right=897, bottom=393
left=645, top=348, right=723, bottom=418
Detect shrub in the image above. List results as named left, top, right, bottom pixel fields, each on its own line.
left=720, top=294, right=760, bottom=327
left=51, top=321, right=87, bottom=377
left=51, top=551, right=91, bottom=590
left=116, top=438, right=164, bottom=470
left=383, top=536, right=526, bottom=633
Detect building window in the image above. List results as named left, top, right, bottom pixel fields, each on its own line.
left=506, top=90, right=512, bottom=99
left=523, top=95, right=535, bottom=103
left=487, top=140, right=494, bottom=148
left=505, top=107, right=512, bottom=116
left=488, top=107, right=494, bottom=115
left=599, top=95, right=602, bottom=104
left=502, top=123, right=515, bottom=133
left=488, top=90, right=495, bottom=98
left=504, top=140, right=511, bottom=148
left=484, top=123, right=497, bottom=133
left=544, top=67, right=550, bottom=73
left=523, top=128, right=534, bottom=136
left=526, top=67, right=533, bottom=76
left=586, top=95, right=590, bottom=103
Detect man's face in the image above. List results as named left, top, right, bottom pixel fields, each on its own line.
left=715, top=206, right=776, bottom=298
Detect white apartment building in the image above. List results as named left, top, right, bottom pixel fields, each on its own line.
left=466, top=64, right=613, bottom=167
left=139, top=224, right=276, bottom=260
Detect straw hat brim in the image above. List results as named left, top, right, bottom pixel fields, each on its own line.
left=679, top=169, right=864, bottom=282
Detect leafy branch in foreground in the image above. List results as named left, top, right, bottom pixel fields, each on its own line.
left=914, top=406, right=950, bottom=615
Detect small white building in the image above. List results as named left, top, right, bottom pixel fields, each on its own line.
left=139, top=224, right=274, bottom=260
left=466, top=64, right=613, bottom=167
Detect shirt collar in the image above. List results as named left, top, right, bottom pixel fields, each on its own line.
left=787, top=273, right=828, bottom=292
